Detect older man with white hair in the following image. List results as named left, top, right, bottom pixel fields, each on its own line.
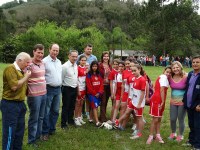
left=1, top=52, right=31, bottom=150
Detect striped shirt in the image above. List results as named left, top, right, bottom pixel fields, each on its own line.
left=27, top=61, right=46, bottom=96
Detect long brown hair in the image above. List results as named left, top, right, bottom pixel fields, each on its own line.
left=101, top=51, right=110, bottom=64
left=134, top=64, right=145, bottom=76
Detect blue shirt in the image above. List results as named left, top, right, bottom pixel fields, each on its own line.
left=187, top=72, right=200, bottom=107
left=78, top=53, right=97, bottom=65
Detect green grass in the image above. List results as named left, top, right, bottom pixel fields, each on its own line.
left=0, top=64, right=193, bottom=150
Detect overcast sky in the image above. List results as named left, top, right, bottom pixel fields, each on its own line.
left=0, top=0, right=28, bottom=6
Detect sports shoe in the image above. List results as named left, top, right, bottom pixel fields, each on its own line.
left=118, top=125, right=125, bottom=131
left=131, top=129, right=138, bottom=136
left=131, top=124, right=137, bottom=131
left=130, top=132, right=142, bottom=140
left=176, top=135, right=184, bottom=142
left=74, top=118, right=82, bottom=126
left=182, top=141, right=192, bottom=147
left=146, top=135, right=154, bottom=144
left=155, top=135, right=164, bottom=143
left=40, top=135, right=49, bottom=141
left=192, top=148, right=200, bottom=150
left=86, top=112, right=90, bottom=120
left=115, top=119, right=119, bottom=127
left=168, top=133, right=177, bottom=140
left=79, top=118, right=86, bottom=124
left=96, top=122, right=102, bottom=127
left=89, top=119, right=93, bottom=123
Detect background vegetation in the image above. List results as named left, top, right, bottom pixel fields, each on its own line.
left=0, top=0, right=200, bottom=63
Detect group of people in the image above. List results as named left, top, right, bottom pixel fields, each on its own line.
left=1, top=42, right=200, bottom=150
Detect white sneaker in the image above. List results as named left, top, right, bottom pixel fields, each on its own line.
left=132, top=124, right=137, bottom=131
left=79, top=118, right=86, bottom=124
left=86, top=114, right=90, bottom=120
left=75, top=118, right=82, bottom=126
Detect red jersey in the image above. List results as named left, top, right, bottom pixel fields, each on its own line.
left=78, top=65, right=86, bottom=91
left=129, top=75, right=146, bottom=107
left=122, top=69, right=132, bottom=92
left=108, top=69, right=118, bottom=81
left=150, top=75, right=169, bottom=103
left=86, top=73, right=104, bottom=96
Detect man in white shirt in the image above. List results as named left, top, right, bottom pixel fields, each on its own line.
left=61, top=50, right=78, bottom=129
left=42, top=44, right=62, bottom=140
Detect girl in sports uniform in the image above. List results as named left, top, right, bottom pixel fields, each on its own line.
left=146, top=66, right=172, bottom=144
left=74, top=55, right=87, bottom=126
left=86, top=61, right=104, bottom=127
left=112, top=61, right=125, bottom=122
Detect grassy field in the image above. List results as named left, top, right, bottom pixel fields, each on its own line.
left=0, top=64, right=193, bottom=150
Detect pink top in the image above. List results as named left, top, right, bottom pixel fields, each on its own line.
left=169, top=76, right=187, bottom=105
left=27, top=62, right=46, bottom=97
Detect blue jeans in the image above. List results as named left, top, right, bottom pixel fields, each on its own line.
left=27, top=95, right=46, bottom=144
left=42, top=86, right=61, bottom=135
left=1, top=99, right=26, bottom=150
left=187, top=108, right=200, bottom=148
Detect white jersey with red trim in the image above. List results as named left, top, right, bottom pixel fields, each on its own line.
left=78, top=65, right=86, bottom=91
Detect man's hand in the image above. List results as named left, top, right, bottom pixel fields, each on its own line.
left=24, top=70, right=31, bottom=78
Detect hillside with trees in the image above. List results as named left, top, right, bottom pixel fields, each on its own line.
left=0, top=0, right=200, bottom=62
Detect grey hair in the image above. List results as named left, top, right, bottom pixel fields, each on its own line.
left=69, top=50, right=78, bottom=55
left=16, top=52, right=31, bottom=61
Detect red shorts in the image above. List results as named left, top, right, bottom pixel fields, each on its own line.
left=127, top=98, right=131, bottom=106
left=149, top=102, right=165, bottom=117
left=122, top=92, right=128, bottom=103
left=77, top=91, right=86, bottom=100
left=115, top=94, right=121, bottom=101
left=128, top=101, right=144, bottom=116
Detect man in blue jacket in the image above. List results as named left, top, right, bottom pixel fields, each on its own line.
left=183, top=55, right=200, bottom=150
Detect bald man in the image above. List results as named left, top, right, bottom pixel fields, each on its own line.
left=1, top=52, right=31, bottom=150
left=41, top=44, right=62, bottom=140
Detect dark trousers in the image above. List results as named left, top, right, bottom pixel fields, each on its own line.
left=1, top=99, right=26, bottom=150
left=187, top=108, right=200, bottom=148
left=61, top=86, right=77, bottom=127
left=99, top=85, right=111, bottom=122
